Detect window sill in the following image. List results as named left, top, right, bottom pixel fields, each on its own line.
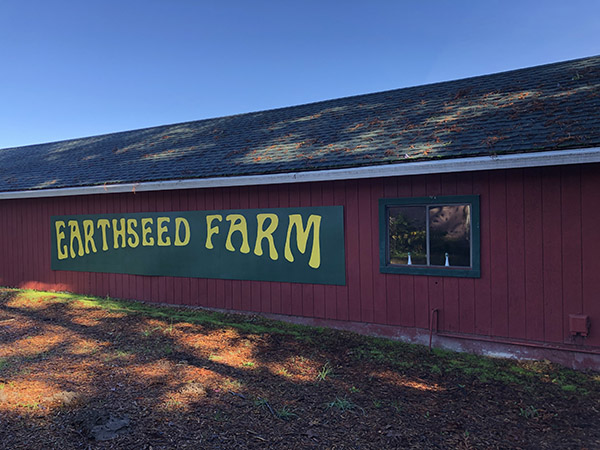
left=380, top=264, right=481, bottom=278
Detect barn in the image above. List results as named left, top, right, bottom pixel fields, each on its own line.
left=1, top=55, right=599, bottom=369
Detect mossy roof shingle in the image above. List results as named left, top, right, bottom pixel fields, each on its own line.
left=1, top=55, right=599, bottom=192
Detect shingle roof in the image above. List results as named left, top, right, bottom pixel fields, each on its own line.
left=1, top=55, right=599, bottom=192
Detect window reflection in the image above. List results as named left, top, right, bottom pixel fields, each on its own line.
left=388, top=206, right=427, bottom=265
left=387, top=204, right=471, bottom=268
left=429, top=205, right=471, bottom=267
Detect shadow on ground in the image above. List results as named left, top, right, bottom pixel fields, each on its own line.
left=0, top=288, right=599, bottom=449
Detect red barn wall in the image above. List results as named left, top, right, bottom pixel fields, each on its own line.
left=1, top=164, right=599, bottom=352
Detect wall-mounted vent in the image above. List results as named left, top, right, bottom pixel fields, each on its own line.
left=569, top=314, right=590, bottom=337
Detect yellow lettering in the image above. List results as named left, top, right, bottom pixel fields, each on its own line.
left=97, top=219, right=111, bottom=251
left=254, top=213, right=279, bottom=260
left=55, top=221, right=68, bottom=260
left=284, top=214, right=322, bottom=268
left=205, top=215, right=222, bottom=249
left=127, top=219, right=140, bottom=248
left=68, top=220, right=84, bottom=258
left=174, top=217, right=191, bottom=246
left=225, top=214, right=250, bottom=253
left=157, top=217, right=171, bottom=246
left=83, top=220, right=97, bottom=254
left=112, top=218, right=126, bottom=249
left=141, top=218, right=154, bottom=246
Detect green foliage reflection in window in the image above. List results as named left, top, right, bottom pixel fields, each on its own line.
left=388, top=206, right=427, bottom=265
left=379, top=196, right=480, bottom=278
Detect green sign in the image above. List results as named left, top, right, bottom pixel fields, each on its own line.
left=51, top=206, right=345, bottom=285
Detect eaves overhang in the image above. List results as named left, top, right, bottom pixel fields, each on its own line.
left=1, top=147, right=599, bottom=200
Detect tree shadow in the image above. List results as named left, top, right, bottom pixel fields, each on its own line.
left=1, top=289, right=599, bottom=449
left=0, top=290, right=458, bottom=448
left=2, top=57, right=598, bottom=192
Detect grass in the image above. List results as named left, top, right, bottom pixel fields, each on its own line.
left=17, top=402, right=40, bottom=409
left=213, top=410, right=228, bottom=422
left=316, top=361, right=333, bottom=382
left=222, top=379, right=244, bottom=391
left=327, top=396, right=355, bottom=412
left=70, top=291, right=315, bottom=339
left=277, top=405, right=298, bottom=420
left=391, top=400, right=403, bottom=413
left=276, top=367, right=292, bottom=377
left=254, top=397, right=269, bottom=407
left=519, top=405, right=540, bottom=419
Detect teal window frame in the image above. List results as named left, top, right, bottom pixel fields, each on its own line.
left=379, top=195, right=480, bottom=278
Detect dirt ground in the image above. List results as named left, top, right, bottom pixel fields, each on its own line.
left=0, top=288, right=599, bottom=449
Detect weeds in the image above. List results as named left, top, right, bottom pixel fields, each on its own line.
left=213, top=410, right=227, bottom=422
left=277, top=405, right=298, bottom=420
left=165, top=318, right=175, bottom=334
left=222, top=379, right=243, bottom=391
left=519, top=405, right=539, bottom=419
left=141, top=327, right=162, bottom=337
left=254, top=398, right=268, bottom=407
left=391, top=400, right=403, bottom=413
left=316, top=362, right=333, bottom=382
left=254, top=397, right=276, bottom=417
left=164, top=399, right=183, bottom=408
left=327, top=396, right=355, bottom=412
left=17, top=403, right=40, bottom=409
left=429, top=364, right=442, bottom=375
left=276, top=367, right=291, bottom=377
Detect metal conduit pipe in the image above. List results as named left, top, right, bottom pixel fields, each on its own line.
left=429, top=308, right=439, bottom=352
left=434, top=331, right=600, bottom=356
left=427, top=308, right=600, bottom=356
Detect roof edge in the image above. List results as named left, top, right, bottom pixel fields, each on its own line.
left=2, top=147, right=599, bottom=200
left=4, top=55, right=597, bottom=153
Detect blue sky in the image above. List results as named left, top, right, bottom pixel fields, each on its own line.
left=1, top=1, right=598, bottom=149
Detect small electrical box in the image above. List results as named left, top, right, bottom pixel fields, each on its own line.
left=569, top=314, right=590, bottom=337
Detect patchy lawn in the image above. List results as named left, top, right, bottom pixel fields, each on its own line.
left=0, top=288, right=598, bottom=449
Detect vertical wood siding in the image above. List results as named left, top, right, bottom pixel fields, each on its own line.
left=1, top=164, right=599, bottom=349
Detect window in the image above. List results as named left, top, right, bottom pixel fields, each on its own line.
left=379, top=195, right=480, bottom=277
